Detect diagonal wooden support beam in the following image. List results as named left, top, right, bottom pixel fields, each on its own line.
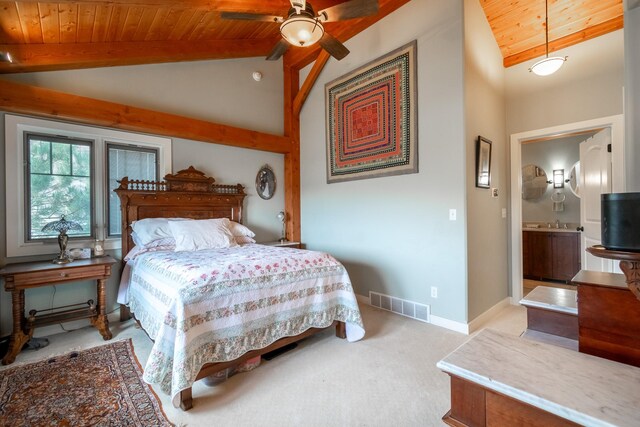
left=0, top=79, right=292, bottom=153
left=293, top=51, right=331, bottom=116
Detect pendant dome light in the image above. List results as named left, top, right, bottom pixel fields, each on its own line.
left=529, top=0, right=567, bottom=76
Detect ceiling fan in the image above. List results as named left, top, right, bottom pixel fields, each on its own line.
left=220, top=0, right=379, bottom=61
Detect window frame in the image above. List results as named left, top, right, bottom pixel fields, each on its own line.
left=5, top=114, right=172, bottom=258
left=105, top=141, right=159, bottom=238
left=24, top=132, right=96, bottom=243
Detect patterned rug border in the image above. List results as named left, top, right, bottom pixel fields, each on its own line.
left=0, top=338, right=174, bottom=427
left=125, top=338, right=175, bottom=427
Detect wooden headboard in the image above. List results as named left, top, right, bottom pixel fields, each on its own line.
left=115, top=166, right=246, bottom=256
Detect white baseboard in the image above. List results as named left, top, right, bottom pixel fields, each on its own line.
left=357, top=293, right=468, bottom=334
left=357, top=292, right=513, bottom=335
left=467, top=297, right=512, bottom=334
left=429, top=315, right=469, bottom=334
left=355, top=293, right=369, bottom=305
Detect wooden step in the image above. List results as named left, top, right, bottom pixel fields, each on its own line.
left=520, top=286, right=578, bottom=341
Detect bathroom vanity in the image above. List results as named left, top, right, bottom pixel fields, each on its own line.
left=523, top=229, right=580, bottom=282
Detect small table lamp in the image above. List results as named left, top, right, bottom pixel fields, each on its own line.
left=41, top=215, right=83, bottom=264
left=277, top=211, right=287, bottom=243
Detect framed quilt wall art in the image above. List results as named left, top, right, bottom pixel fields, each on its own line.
left=325, top=40, right=417, bottom=184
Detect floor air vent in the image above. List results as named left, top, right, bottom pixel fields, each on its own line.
left=368, top=291, right=430, bottom=323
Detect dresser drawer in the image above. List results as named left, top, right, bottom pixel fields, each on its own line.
left=10, top=264, right=111, bottom=288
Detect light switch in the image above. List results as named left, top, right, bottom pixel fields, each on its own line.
left=501, top=208, right=507, bottom=218
left=449, top=209, right=456, bottom=221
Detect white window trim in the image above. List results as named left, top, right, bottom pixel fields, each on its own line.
left=5, top=114, right=172, bottom=257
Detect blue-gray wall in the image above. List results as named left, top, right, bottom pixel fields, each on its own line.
left=299, top=0, right=469, bottom=323
left=625, top=1, right=640, bottom=191
left=464, top=0, right=509, bottom=321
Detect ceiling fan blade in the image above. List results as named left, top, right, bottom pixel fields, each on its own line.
left=318, top=0, right=379, bottom=22
left=266, top=39, right=290, bottom=61
left=220, top=11, right=283, bottom=23
left=319, top=32, right=350, bottom=60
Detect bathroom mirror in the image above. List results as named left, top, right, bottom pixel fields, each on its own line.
left=567, top=161, right=580, bottom=198
left=522, top=164, right=549, bottom=200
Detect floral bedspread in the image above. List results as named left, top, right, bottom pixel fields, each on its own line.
left=123, top=244, right=365, bottom=407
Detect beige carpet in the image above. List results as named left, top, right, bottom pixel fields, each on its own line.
left=1, top=303, right=527, bottom=426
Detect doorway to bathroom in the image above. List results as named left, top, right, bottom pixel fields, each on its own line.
left=509, top=115, right=625, bottom=303
left=520, top=132, right=589, bottom=296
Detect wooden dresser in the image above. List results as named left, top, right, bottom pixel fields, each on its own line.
left=572, top=270, right=640, bottom=367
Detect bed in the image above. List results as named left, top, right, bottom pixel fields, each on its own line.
left=115, top=167, right=365, bottom=410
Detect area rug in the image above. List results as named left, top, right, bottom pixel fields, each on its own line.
left=0, top=339, right=173, bottom=426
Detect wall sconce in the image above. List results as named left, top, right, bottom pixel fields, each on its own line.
left=553, top=169, right=564, bottom=188
left=277, top=211, right=287, bottom=243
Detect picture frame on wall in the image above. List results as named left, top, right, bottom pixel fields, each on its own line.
left=256, top=164, right=276, bottom=200
left=325, top=40, right=418, bottom=183
left=476, top=136, right=492, bottom=188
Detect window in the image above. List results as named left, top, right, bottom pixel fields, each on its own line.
left=26, top=133, right=94, bottom=241
left=107, top=143, right=158, bottom=236
left=5, top=114, right=171, bottom=257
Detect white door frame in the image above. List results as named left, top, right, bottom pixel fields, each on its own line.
left=509, top=115, right=625, bottom=303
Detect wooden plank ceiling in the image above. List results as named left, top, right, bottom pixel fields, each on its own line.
left=0, top=0, right=625, bottom=73
left=480, top=0, right=624, bottom=67
left=0, top=0, right=405, bottom=72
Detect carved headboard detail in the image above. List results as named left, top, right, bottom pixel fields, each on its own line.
left=115, top=166, right=246, bottom=256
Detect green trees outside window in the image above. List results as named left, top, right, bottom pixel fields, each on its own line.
left=26, top=133, right=93, bottom=240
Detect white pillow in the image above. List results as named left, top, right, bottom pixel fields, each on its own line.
left=234, top=235, right=256, bottom=245
left=168, top=218, right=237, bottom=251
left=228, top=221, right=256, bottom=238
left=131, top=218, right=190, bottom=246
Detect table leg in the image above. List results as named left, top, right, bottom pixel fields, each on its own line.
left=619, top=260, right=640, bottom=301
left=90, top=278, right=112, bottom=340
left=2, top=289, right=32, bottom=365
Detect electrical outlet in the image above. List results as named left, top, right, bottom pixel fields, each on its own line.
left=449, top=209, right=456, bottom=221
left=431, top=286, right=438, bottom=298
left=492, top=188, right=499, bottom=198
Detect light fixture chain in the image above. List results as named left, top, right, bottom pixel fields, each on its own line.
left=545, top=0, right=549, bottom=58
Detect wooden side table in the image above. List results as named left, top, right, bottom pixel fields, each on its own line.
left=0, top=256, right=116, bottom=365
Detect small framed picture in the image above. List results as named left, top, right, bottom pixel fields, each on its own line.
left=475, top=136, right=492, bottom=189
left=256, top=165, right=276, bottom=200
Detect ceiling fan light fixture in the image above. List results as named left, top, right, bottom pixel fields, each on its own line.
left=280, top=16, right=324, bottom=47
left=529, top=56, right=567, bottom=76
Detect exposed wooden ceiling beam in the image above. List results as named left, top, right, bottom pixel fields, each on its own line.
left=285, top=0, right=412, bottom=70
left=10, top=1, right=285, bottom=11
left=0, top=78, right=292, bottom=153
left=17, top=0, right=343, bottom=13
left=0, top=39, right=278, bottom=73
left=503, top=16, right=624, bottom=67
